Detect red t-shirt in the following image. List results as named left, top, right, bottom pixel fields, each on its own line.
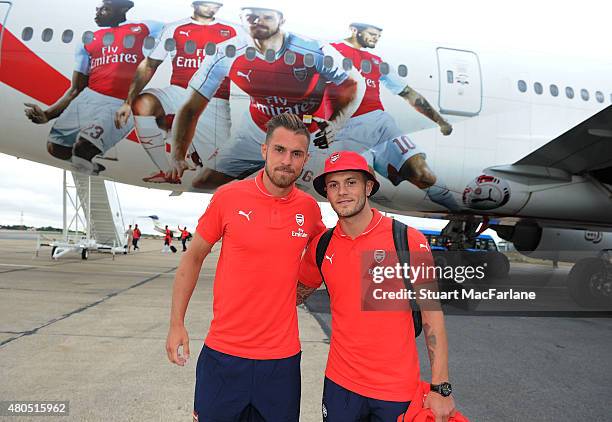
left=299, top=209, right=435, bottom=401
left=196, top=171, right=326, bottom=359
left=318, top=42, right=405, bottom=118
left=148, top=18, right=237, bottom=99
left=76, top=21, right=162, bottom=99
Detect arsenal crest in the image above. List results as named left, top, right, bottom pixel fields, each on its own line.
left=295, top=214, right=304, bottom=226
left=374, top=250, right=386, bottom=264
left=293, top=67, right=307, bottom=82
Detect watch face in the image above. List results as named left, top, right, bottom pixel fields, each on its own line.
left=440, top=383, right=453, bottom=396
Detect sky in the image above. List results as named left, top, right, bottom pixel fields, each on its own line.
left=0, top=0, right=609, bottom=234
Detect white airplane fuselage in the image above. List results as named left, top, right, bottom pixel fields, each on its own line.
left=1, top=0, right=611, bottom=231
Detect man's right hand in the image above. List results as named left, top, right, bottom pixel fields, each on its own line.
left=166, top=324, right=190, bottom=366
left=114, top=103, right=132, bottom=129
left=24, top=103, right=49, bottom=124
left=166, top=155, right=193, bottom=184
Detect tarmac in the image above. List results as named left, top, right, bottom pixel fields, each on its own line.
left=1, top=234, right=611, bottom=421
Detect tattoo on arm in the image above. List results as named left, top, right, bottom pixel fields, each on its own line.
left=424, top=322, right=437, bottom=365
left=400, top=86, right=441, bottom=123
left=297, top=282, right=318, bottom=305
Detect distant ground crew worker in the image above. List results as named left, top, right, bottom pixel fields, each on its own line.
left=179, top=226, right=190, bottom=252
left=132, top=224, right=141, bottom=250
left=165, top=113, right=326, bottom=421
left=297, top=151, right=457, bottom=421
left=125, top=224, right=134, bottom=252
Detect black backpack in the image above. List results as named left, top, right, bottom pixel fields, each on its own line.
left=315, top=219, right=422, bottom=337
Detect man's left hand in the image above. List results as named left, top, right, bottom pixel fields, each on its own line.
left=424, top=391, right=455, bottom=422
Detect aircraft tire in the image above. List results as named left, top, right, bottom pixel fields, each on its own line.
left=484, top=251, right=510, bottom=279
left=568, top=258, right=611, bottom=307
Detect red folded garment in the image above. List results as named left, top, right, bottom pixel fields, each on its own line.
left=397, top=381, right=469, bottom=422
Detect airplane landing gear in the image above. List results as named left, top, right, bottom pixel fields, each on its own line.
left=568, top=251, right=612, bottom=307
left=439, top=217, right=510, bottom=280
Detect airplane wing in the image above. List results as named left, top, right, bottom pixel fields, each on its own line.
left=488, top=105, right=612, bottom=185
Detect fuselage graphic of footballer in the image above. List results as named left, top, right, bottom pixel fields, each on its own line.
left=166, top=4, right=366, bottom=189
left=25, top=0, right=162, bottom=176
left=319, top=22, right=461, bottom=211
left=114, top=0, right=240, bottom=189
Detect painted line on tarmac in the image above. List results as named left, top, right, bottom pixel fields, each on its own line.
left=0, top=266, right=177, bottom=348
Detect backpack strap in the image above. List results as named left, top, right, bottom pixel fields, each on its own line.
left=315, top=228, right=335, bottom=283
left=392, top=219, right=423, bottom=338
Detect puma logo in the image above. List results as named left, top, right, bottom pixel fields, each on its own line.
left=179, top=30, right=191, bottom=37
left=236, top=70, right=252, bottom=83
left=325, top=253, right=334, bottom=264
left=419, top=243, right=430, bottom=251
left=238, top=210, right=253, bottom=221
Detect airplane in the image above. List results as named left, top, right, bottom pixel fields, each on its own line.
left=0, top=0, right=611, bottom=306
left=142, top=215, right=184, bottom=239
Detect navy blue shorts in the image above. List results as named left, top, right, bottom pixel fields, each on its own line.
left=194, top=344, right=301, bottom=422
left=322, top=377, right=410, bottom=422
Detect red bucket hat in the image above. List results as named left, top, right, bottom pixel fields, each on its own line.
left=313, top=151, right=380, bottom=198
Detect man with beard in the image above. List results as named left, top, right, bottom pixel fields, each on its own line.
left=25, top=0, right=162, bottom=175
left=115, top=1, right=240, bottom=187
left=297, top=151, right=457, bottom=421
left=166, top=113, right=326, bottom=421
left=165, top=4, right=365, bottom=188
left=318, top=21, right=460, bottom=211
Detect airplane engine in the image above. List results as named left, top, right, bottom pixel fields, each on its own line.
left=493, top=221, right=612, bottom=306
left=493, top=221, right=612, bottom=263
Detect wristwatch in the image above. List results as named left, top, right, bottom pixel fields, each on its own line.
left=430, top=382, right=453, bottom=397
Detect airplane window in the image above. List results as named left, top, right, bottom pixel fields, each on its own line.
left=517, top=80, right=527, bottom=93
left=245, top=46, right=256, bottom=61
left=164, top=37, right=176, bottom=52
left=205, top=42, right=217, bottom=56
left=565, top=87, right=574, bottom=99
left=122, top=34, right=135, bottom=49
left=550, top=84, right=559, bottom=97
left=102, top=32, right=114, bottom=47
left=398, top=64, right=408, bottom=77
left=284, top=50, right=296, bottom=65
left=323, top=55, right=334, bottom=69
left=581, top=89, right=589, bottom=101
left=447, top=70, right=454, bottom=84
left=596, top=91, right=604, bottom=103
left=144, top=36, right=156, bottom=50
left=304, top=53, right=315, bottom=68
left=342, top=58, right=353, bottom=71
left=379, top=62, right=390, bottom=75
left=534, top=82, right=543, bottom=95
left=184, top=40, right=196, bottom=55
left=21, top=27, right=34, bottom=42
left=41, top=28, right=54, bottom=42
left=61, top=30, right=74, bottom=44
left=225, top=44, right=236, bottom=58
left=82, top=31, right=94, bottom=45
left=361, top=59, right=372, bottom=74
left=264, top=48, right=275, bottom=63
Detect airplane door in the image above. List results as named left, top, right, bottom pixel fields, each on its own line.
left=437, top=47, right=482, bottom=116
left=0, top=1, right=12, bottom=63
